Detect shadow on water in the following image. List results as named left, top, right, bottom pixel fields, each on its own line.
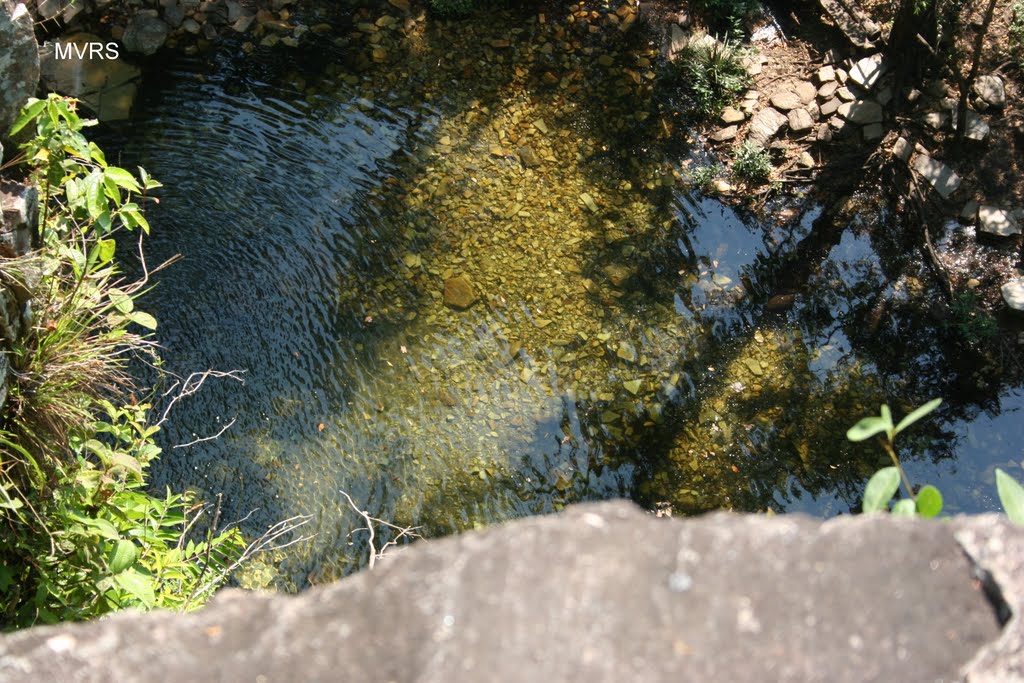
left=97, top=1, right=1024, bottom=588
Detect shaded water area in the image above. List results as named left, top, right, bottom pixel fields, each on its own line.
left=100, top=1, right=1024, bottom=588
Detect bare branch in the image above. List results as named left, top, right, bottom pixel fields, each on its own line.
left=185, top=513, right=315, bottom=607
left=173, top=417, right=237, bottom=449
left=158, top=369, right=246, bottom=426
left=340, top=490, right=422, bottom=570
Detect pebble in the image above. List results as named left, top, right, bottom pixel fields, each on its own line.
left=443, top=276, right=479, bottom=310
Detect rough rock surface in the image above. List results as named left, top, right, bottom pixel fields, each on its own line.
left=849, top=54, right=886, bottom=90
left=913, top=154, right=961, bottom=199
left=747, top=107, right=788, bottom=147
left=769, top=90, right=802, bottom=111
left=0, top=1, right=40, bottom=136
left=122, top=13, right=171, bottom=55
left=787, top=108, right=814, bottom=133
left=838, top=99, right=882, bottom=124
left=977, top=206, right=1021, bottom=238
left=0, top=502, right=1019, bottom=683
left=973, top=74, right=1005, bottom=109
left=442, top=275, right=478, bottom=310
left=1002, top=278, right=1024, bottom=313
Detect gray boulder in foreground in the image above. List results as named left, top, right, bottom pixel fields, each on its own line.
left=0, top=501, right=1021, bottom=682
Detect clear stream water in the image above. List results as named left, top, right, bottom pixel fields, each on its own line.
left=99, top=4, right=1024, bottom=588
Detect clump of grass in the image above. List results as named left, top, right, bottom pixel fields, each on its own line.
left=4, top=260, right=155, bottom=467
left=694, top=0, right=760, bottom=38
left=948, top=291, right=998, bottom=345
left=679, top=36, right=751, bottom=119
left=688, top=163, right=724, bottom=190
left=731, top=141, right=772, bottom=183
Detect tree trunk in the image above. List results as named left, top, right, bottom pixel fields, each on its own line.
left=955, top=0, right=999, bottom=142
left=886, top=0, right=939, bottom=98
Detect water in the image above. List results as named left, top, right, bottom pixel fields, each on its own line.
left=98, top=5, right=1024, bottom=589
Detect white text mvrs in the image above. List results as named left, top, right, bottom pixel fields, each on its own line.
left=54, top=42, right=121, bottom=60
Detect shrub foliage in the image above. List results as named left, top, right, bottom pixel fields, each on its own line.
left=0, top=96, right=244, bottom=627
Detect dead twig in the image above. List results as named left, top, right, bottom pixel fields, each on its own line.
left=340, top=490, right=422, bottom=570
left=185, top=512, right=315, bottom=607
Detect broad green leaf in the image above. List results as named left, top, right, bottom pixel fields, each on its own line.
left=138, top=166, right=162, bottom=190
left=67, top=130, right=91, bottom=160
left=104, top=166, right=143, bottom=193
left=130, top=311, right=158, bottom=330
left=916, top=485, right=943, bottom=518
left=89, top=141, right=108, bottom=166
left=9, top=99, right=46, bottom=136
left=846, top=415, right=891, bottom=442
left=863, top=467, right=900, bottom=513
left=108, top=452, right=144, bottom=480
left=103, top=174, right=121, bottom=204
left=108, top=288, right=134, bottom=314
left=0, top=496, right=24, bottom=511
left=108, top=540, right=138, bottom=574
left=892, top=499, right=916, bottom=517
left=0, top=564, right=13, bottom=593
left=95, top=209, right=112, bottom=234
left=84, top=171, right=105, bottom=218
left=894, top=398, right=942, bottom=436
left=113, top=569, right=156, bottom=609
left=96, top=238, right=116, bottom=265
left=67, top=513, right=120, bottom=540
left=996, top=469, right=1024, bottom=524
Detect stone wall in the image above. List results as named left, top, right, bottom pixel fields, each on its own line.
left=0, top=501, right=1021, bottom=682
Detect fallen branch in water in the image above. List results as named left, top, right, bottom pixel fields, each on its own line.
left=340, top=490, right=423, bottom=570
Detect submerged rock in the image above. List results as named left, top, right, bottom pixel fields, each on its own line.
left=603, top=263, right=634, bottom=287
left=443, top=276, right=479, bottom=310
left=518, top=146, right=541, bottom=168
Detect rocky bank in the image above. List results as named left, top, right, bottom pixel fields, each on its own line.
left=0, top=500, right=1022, bottom=681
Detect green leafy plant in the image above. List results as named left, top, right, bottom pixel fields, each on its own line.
left=847, top=398, right=943, bottom=516
left=0, top=96, right=248, bottom=628
left=948, top=291, right=997, bottom=345
left=680, top=36, right=750, bottom=118
left=688, top=163, right=723, bottom=190
left=996, top=468, right=1024, bottom=524
left=731, top=140, right=772, bottom=183
left=693, top=0, right=759, bottom=38
left=849, top=399, right=1024, bottom=524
